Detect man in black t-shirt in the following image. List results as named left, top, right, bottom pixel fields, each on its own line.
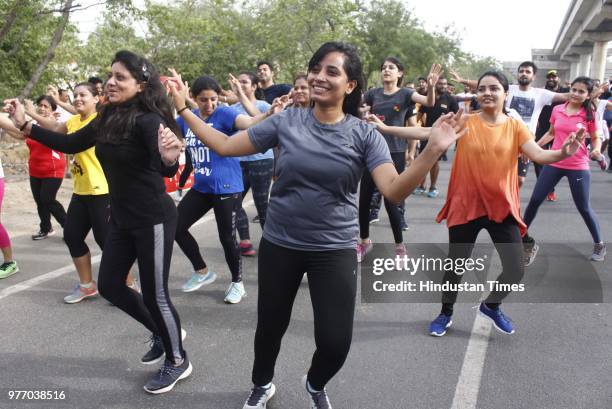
left=256, top=61, right=292, bottom=104
left=416, top=77, right=458, bottom=198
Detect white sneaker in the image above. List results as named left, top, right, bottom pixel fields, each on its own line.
left=590, top=242, right=606, bottom=261
left=224, top=281, right=246, bottom=304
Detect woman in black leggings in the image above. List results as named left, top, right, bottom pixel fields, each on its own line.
left=168, top=42, right=464, bottom=409
left=357, top=57, right=441, bottom=262
left=6, top=50, right=189, bottom=395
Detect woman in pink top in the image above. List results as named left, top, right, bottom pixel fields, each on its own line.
left=523, top=76, right=605, bottom=262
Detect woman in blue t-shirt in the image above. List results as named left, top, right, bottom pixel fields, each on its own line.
left=175, top=75, right=272, bottom=304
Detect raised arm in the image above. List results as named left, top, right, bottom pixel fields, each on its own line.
left=411, top=63, right=442, bottom=107
left=367, top=110, right=466, bottom=141
left=24, top=99, right=67, bottom=134
left=169, top=80, right=258, bottom=157
left=4, top=98, right=94, bottom=153
left=522, top=128, right=584, bottom=164
left=449, top=68, right=478, bottom=90
left=372, top=119, right=466, bottom=203
left=229, top=73, right=262, bottom=117
left=47, top=85, right=77, bottom=115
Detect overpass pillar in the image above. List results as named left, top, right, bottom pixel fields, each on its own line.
left=569, top=61, right=579, bottom=80
left=578, top=53, right=591, bottom=76
left=590, top=41, right=608, bottom=81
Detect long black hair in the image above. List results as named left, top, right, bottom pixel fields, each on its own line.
left=307, top=42, right=364, bottom=118
left=571, top=76, right=595, bottom=122
left=95, top=50, right=179, bottom=144
left=477, top=70, right=510, bottom=115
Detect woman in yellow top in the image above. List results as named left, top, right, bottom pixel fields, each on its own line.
left=24, top=82, right=138, bottom=303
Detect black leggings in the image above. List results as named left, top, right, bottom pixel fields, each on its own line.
left=252, top=238, right=357, bottom=390
left=98, top=217, right=185, bottom=365
left=441, top=216, right=524, bottom=316
left=29, top=177, right=66, bottom=233
left=359, top=152, right=405, bottom=243
left=236, top=159, right=274, bottom=240
left=63, top=194, right=109, bottom=258
left=175, top=189, right=242, bottom=282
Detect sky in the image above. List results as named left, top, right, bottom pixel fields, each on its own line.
left=73, top=0, right=573, bottom=62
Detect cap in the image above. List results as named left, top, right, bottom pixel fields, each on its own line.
left=546, top=70, right=558, bottom=77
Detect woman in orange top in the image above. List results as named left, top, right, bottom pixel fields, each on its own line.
left=432, top=71, right=582, bottom=336
left=372, top=71, right=583, bottom=336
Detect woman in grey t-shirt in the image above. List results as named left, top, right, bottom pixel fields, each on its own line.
left=168, top=42, right=463, bottom=409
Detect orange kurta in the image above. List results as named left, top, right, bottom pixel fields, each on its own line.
left=436, top=114, right=533, bottom=234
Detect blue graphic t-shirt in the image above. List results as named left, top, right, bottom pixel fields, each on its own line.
left=176, top=106, right=243, bottom=194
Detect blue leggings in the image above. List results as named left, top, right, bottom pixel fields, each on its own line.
left=523, top=166, right=601, bottom=243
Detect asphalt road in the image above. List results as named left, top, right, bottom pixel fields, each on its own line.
left=0, top=153, right=611, bottom=409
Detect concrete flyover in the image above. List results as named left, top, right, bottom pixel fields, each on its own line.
left=515, top=0, right=612, bottom=87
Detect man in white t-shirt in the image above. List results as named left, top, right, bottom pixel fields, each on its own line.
left=506, top=61, right=568, bottom=186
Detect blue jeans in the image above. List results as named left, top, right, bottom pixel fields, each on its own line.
left=523, top=165, right=601, bottom=243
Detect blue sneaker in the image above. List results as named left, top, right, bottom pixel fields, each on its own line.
left=143, top=354, right=192, bottom=394
left=429, top=313, right=453, bottom=337
left=414, top=187, right=425, bottom=195
left=426, top=188, right=439, bottom=198
left=182, top=270, right=217, bottom=292
left=478, top=303, right=514, bottom=334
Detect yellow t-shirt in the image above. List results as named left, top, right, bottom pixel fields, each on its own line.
left=65, top=113, right=109, bottom=195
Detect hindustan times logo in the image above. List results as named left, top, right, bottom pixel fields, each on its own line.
left=371, top=255, right=487, bottom=276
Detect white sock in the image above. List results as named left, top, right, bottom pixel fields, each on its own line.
left=259, top=382, right=272, bottom=389
left=80, top=281, right=93, bottom=289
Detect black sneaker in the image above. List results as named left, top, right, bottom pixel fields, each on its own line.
left=141, top=329, right=187, bottom=365
left=143, top=355, right=192, bottom=394
left=303, top=375, right=332, bottom=409
left=243, top=384, right=276, bottom=409
left=32, top=229, right=54, bottom=240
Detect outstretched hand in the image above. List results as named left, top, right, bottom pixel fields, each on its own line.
left=427, top=63, right=444, bottom=88
left=2, top=98, right=26, bottom=128
left=562, top=127, right=585, bottom=157
left=166, top=71, right=189, bottom=111
left=158, top=124, right=182, bottom=165
left=426, top=110, right=468, bottom=154
left=448, top=68, right=463, bottom=84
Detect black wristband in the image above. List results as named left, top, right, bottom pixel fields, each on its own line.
left=177, top=106, right=188, bottom=115
left=19, top=120, right=30, bottom=132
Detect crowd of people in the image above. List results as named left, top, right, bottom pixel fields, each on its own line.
left=0, top=42, right=610, bottom=408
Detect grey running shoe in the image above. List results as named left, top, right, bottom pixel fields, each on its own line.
left=303, top=375, right=332, bottom=409
left=243, top=384, right=276, bottom=409
left=523, top=240, right=539, bottom=267
left=143, top=355, right=192, bottom=394
left=590, top=242, right=606, bottom=262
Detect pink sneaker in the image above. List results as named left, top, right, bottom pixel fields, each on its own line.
left=357, top=241, right=373, bottom=263
left=395, top=243, right=407, bottom=257
left=63, top=282, right=99, bottom=304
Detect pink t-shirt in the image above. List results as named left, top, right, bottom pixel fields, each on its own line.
left=550, top=103, right=599, bottom=170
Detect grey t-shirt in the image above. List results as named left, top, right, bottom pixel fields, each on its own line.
left=248, top=108, right=392, bottom=250
left=364, top=87, right=416, bottom=153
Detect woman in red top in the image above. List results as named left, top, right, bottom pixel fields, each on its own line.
left=25, top=96, right=66, bottom=240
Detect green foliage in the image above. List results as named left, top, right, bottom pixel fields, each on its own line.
left=0, top=0, right=500, bottom=99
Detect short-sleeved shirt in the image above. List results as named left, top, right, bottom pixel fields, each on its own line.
left=231, top=101, right=274, bottom=161
left=66, top=113, right=109, bottom=195
left=364, top=87, right=416, bottom=153
left=248, top=108, right=392, bottom=250
left=436, top=114, right=533, bottom=234
left=549, top=103, right=600, bottom=170
left=420, top=93, right=459, bottom=127
left=262, top=84, right=292, bottom=104
left=176, top=106, right=243, bottom=194
left=506, top=84, right=555, bottom=133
